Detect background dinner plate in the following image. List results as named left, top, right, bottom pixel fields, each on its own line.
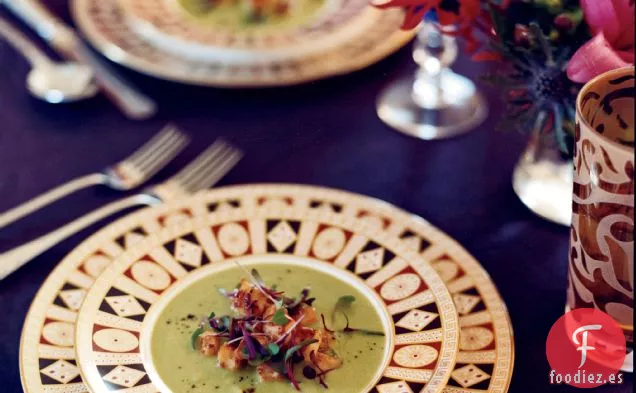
left=71, top=0, right=414, bottom=86
left=119, top=0, right=383, bottom=63
left=20, top=185, right=514, bottom=393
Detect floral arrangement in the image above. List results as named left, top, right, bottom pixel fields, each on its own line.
left=373, top=0, right=635, bottom=155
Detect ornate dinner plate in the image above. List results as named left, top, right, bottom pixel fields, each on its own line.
left=75, top=197, right=460, bottom=393
left=20, top=185, right=514, bottom=393
left=119, top=0, right=388, bottom=63
left=71, top=0, right=414, bottom=86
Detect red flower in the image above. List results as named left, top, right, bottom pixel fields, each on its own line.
left=372, top=0, right=486, bottom=29
left=372, top=0, right=508, bottom=58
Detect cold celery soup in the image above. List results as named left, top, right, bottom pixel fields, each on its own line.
left=150, top=263, right=389, bottom=393
left=178, top=0, right=326, bottom=31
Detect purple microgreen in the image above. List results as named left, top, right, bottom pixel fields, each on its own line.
left=267, top=343, right=280, bottom=356
left=309, top=352, right=329, bottom=389
left=190, top=327, right=204, bottom=350
left=284, top=338, right=319, bottom=362
left=240, top=325, right=258, bottom=360
left=275, top=314, right=306, bottom=344
left=272, top=309, right=288, bottom=326
left=285, top=360, right=301, bottom=391
left=226, top=336, right=244, bottom=346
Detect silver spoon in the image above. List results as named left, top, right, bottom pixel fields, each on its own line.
left=0, top=17, right=98, bottom=103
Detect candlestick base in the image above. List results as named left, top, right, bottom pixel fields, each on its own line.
left=376, top=70, right=487, bottom=140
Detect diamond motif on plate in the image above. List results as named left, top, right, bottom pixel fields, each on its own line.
left=451, top=364, right=490, bottom=388
left=102, top=365, right=145, bottom=388
left=395, top=310, right=438, bottom=332
left=105, top=295, right=145, bottom=317
left=267, top=221, right=296, bottom=252
left=355, top=248, right=384, bottom=274
left=59, top=288, right=87, bottom=311
left=40, top=360, right=80, bottom=384
left=453, top=293, right=481, bottom=315
left=376, top=381, right=415, bottom=393
left=174, top=239, right=203, bottom=267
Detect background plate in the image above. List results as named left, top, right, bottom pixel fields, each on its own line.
left=72, top=0, right=414, bottom=86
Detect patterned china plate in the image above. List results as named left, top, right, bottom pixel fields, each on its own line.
left=118, top=0, right=387, bottom=63
left=71, top=0, right=414, bottom=86
left=20, top=185, right=514, bottom=393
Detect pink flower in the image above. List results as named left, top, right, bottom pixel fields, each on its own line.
left=566, top=0, right=634, bottom=83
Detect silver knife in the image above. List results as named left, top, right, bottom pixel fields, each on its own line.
left=3, top=0, right=158, bottom=120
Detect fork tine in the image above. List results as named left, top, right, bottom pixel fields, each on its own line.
left=177, top=143, right=233, bottom=186
left=134, top=132, right=189, bottom=174
left=130, top=129, right=186, bottom=170
left=126, top=124, right=181, bottom=165
left=179, top=147, right=235, bottom=190
left=171, top=139, right=230, bottom=183
left=185, top=150, right=243, bottom=192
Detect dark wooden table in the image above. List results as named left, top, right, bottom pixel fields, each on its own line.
left=0, top=2, right=631, bottom=392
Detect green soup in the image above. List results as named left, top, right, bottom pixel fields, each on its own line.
left=178, top=0, right=326, bottom=31
left=150, top=263, right=389, bottom=393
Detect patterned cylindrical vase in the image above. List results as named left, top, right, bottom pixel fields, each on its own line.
left=567, top=66, right=634, bottom=371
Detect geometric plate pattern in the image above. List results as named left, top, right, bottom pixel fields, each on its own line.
left=21, top=185, right=513, bottom=393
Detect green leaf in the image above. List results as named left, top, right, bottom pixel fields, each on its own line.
left=190, top=327, right=204, bottom=350
left=208, top=311, right=215, bottom=319
left=284, top=339, right=319, bottom=362
left=332, top=295, right=356, bottom=322
left=267, top=343, right=280, bottom=356
left=336, top=295, right=356, bottom=307
left=272, top=309, right=288, bottom=326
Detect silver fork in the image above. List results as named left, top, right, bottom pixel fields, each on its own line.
left=0, top=124, right=189, bottom=229
left=0, top=139, right=243, bottom=280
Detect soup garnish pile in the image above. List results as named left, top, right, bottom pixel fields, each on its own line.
left=190, top=266, right=383, bottom=391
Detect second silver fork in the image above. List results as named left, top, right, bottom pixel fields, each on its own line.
left=0, top=139, right=243, bottom=280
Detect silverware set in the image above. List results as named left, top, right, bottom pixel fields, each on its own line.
left=0, top=0, right=156, bottom=118
left=0, top=125, right=244, bottom=280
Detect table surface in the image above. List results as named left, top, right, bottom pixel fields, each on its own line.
left=0, top=2, right=631, bottom=392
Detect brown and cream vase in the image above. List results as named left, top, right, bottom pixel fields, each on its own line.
left=568, top=66, right=634, bottom=371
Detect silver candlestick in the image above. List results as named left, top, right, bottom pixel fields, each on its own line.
left=377, top=23, right=488, bottom=139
